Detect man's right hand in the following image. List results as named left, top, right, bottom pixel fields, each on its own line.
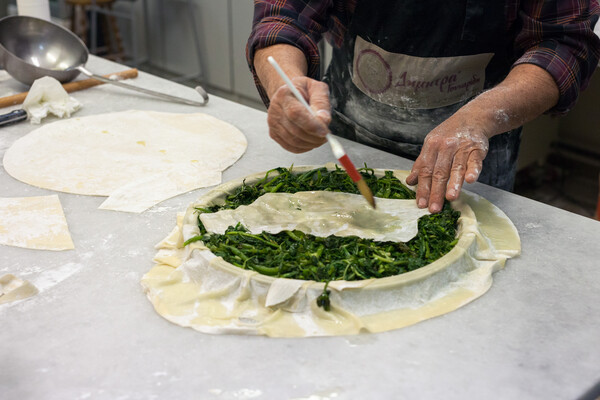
left=267, top=77, right=331, bottom=153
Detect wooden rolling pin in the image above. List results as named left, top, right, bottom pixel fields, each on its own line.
left=0, top=68, right=139, bottom=109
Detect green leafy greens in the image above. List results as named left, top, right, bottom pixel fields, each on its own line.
left=184, top=166, right=460, bottom=311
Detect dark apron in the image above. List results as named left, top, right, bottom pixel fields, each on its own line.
left=324, top=0, right=521, bottom=190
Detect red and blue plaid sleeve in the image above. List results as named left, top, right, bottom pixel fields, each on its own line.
left=246, top=0, right=333, bottom=106
left=513, top=0, right=600, bottom=114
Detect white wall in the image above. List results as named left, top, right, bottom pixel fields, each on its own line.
left=115, top=0, right=260, bottom=101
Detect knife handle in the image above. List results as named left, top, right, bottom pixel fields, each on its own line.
left=0, top=109, right=27, bottom=127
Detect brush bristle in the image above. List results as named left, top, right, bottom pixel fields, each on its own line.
left=356, top=179, right=376, bottom=209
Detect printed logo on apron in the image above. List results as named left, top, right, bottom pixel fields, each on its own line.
left=352, top=36, right=494, bottom=109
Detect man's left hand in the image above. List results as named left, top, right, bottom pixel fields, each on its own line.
left=406, top=115, right=490, bottom=213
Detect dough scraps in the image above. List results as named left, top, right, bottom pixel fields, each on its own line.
left=0, top=274, right=38, bottom=305
left=0, top=195, right=74, bottom=251
left=2, top=110, right=248, bottom=213
left=22, top=76, right=81, bottom=124
left=141, top=167, right=521, bottom=337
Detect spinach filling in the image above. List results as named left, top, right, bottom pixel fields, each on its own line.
left=184, top=166, right=460, bottom=310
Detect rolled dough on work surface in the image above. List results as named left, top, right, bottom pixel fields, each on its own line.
left=0, top=274, right=38, bottom=305
left=2, top=110, right=247, bottom=212
left=142, top=167, right=521, bottom=337
left=0, top=195, right=74, bottom=251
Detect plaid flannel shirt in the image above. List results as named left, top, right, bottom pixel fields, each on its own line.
left=247, top=0, right=600, bottom=114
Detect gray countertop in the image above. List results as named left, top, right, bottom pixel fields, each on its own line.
left=1, top=56, right=599, bottom=400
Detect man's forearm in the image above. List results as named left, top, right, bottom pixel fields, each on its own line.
left=407, top=63, right=561, bottom=212
left=255, top=44, right=309, bottom=99
left=454, top=63, right=560, bottom=138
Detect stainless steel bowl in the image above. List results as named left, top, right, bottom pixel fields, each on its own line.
left=0, top=15, right=208, bottom=105
left=0, top=15, right=88, bottom=85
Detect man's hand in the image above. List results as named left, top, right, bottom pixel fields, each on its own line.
left=254, top=45, right=332, bottom=153
left=406, top=64, right=559, bottom=213
left=267, top=77, right=331, bottom=153
left=406, top=116, right=490, bottom=213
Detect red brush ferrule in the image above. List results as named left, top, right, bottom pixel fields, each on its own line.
left=338, top=155, right=362, bottom=182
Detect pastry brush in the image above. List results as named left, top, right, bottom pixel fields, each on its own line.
left=267, top=56, right=376, bottom=209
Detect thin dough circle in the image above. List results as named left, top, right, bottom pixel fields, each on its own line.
left=3, top=110, right=247, bottom=197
